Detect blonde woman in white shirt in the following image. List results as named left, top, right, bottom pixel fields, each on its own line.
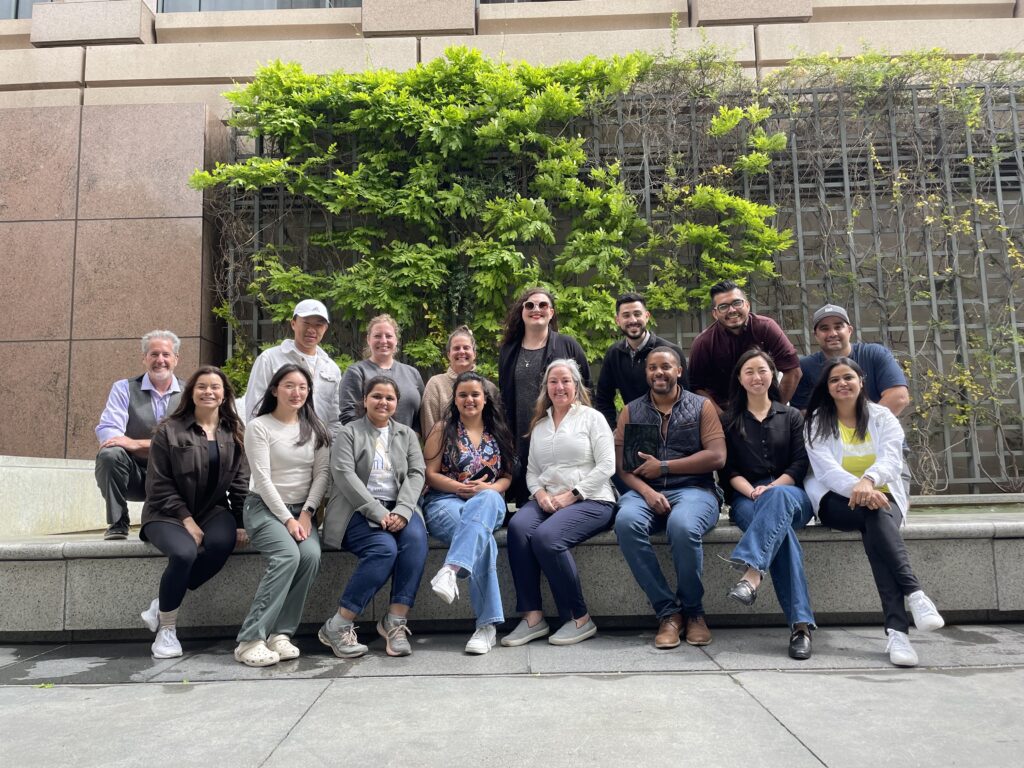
left=236, top=364, right=330, bottom=667
left=804, top=357, right=944, bottom=668
left=502, top=359, right=615, bottom=647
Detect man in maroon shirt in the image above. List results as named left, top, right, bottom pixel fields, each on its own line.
left=687, top=281, right=801, bottom=412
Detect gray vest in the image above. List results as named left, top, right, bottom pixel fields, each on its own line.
left=126, top=374, right=182, bottom=443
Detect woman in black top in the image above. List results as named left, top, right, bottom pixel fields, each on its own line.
left=720, top=348, right=816, bottom=659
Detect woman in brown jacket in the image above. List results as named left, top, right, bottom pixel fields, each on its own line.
left=139, top=365, right=250, bottom=659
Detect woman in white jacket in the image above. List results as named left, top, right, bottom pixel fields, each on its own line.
left=804, top=357, right=944, bottom=667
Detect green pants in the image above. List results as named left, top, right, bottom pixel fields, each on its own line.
left=237, top=494, right=321, bottom=643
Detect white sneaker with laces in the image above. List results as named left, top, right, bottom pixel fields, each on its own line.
left=430, top=567, right=459, bottom=604
left=907, top=590, right=944, bottom=632
left=465, top=624, right=497, bottom=655
left=885, top=628, right=918, bottom=667
left=141, top=598, right=159, bottom=633
left=152, top=626, right=183, bottom=659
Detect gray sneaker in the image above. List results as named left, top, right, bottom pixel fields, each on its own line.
left=377, top=614, right=413, bottom=657
left=500, top=618, right=550, bottom=647
left=318, top=620, right=368, bottom=659
left=548, top=618, right=597, bottom=646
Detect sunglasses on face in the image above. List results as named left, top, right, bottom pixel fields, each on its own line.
left=714, top=298, right=746, bottom=313
left=524, top=301, right=551, bottom=311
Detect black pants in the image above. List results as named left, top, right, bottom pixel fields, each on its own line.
left=144, top=513, right=237, bottom=612
left=818, top=491, right=922, bottom=633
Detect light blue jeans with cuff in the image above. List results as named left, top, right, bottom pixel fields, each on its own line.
left=423, top=490, right=507, bottom=628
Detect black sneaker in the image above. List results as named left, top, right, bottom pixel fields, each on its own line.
left=104, top=521, right=129, bottom=540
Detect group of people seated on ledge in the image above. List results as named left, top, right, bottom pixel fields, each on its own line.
left=94, top=283, right=944, bottom=670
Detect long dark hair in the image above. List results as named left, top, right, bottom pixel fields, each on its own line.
left=168, top=365, right=245, bottom=448
left=501, top=286, right=558, bottom=346
left=805, top=356, right=869, bottom=446
left=429, top=372, right=517, bottom=475
left=254, top=364, right=330, bottom=449
left=722, top=348, right=781, bottom=440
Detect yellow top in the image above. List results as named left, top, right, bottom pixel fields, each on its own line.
left=838, top=422, right=889, bottom=493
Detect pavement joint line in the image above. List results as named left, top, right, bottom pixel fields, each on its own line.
left=0, top=643, right=66, bottom=672
left=726, top=669, right=829, bottom=767
left=256, top=679, right=333, bottom=768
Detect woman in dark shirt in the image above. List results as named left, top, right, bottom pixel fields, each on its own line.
left=720, top=348, right=816, bottom=659
left=140, top=366, right=250, bottom=659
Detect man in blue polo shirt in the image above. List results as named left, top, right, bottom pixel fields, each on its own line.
left=791, top=304, right=910, bottom=415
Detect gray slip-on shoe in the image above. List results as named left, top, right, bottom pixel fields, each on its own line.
left=548, top=618, right=597, bottom=646
left=500, top=618, right=550, bottom=647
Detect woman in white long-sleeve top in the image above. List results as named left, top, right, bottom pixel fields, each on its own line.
left=235, top=364, right=330, bottom=667
left=804, top=357, right=944, bottom=667
left=502, top=359, right=616, bottom=648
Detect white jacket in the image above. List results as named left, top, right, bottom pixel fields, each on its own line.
left=245, top=339, right=342, bottom=438
left=803, top=401, right=909, bottom=524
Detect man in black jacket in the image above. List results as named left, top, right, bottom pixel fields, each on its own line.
left=594, top=293, right=686, bottom=430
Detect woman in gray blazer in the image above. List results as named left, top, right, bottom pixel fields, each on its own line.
left=319, top=376, right=427, bottom=658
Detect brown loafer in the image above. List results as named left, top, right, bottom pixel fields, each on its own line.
left=654, top=613, right=684, bottom=649
left=685, top=616, right=712, bottom=646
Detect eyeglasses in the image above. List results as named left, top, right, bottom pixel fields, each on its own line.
left=714, top=298, right=746, bottom=313
left=524, top=301, right=551, bottom=311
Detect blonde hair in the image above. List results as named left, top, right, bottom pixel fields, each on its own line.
left=363, top=313, right=401, bottom=359
left=526, top=358, right=591, bottom=435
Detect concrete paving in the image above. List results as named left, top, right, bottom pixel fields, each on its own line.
left=1, top=624, right=1022, bottom=767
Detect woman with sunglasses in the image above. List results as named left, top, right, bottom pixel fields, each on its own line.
left=804, top=357, right=944, bottom=667
left=498, top=288, right=590, bottom=506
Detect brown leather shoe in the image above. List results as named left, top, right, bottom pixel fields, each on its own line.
left=654, top=613, right=684, bottom=649
left=685, top=616, right=712, bottom=646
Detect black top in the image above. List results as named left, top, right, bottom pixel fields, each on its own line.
left=202, top=438, right=221, bottom=505
left=721, top=401, right=808, bottom=486
left=594, top=332, right=686, bottom=429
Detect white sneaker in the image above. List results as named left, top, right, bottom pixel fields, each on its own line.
left=152, top=626, right=182, bottom=659
left=465, top=624, right=497, bottom=655
left=885, top=628, right=918, bottom=667
left=141, top=598, right=159, bottom=633
left=907, top=590, right=945, bottom=632
left=430, top=567, right=459, bottom=604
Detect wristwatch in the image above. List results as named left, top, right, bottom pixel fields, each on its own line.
left=660, top=461, right=669, bottom=476
left=571, top=488, right=582, bottom=499
left=301, top=506, right=316, bottom=516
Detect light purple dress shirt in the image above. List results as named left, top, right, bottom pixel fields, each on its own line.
left=95, top=373, right=183, bottom=444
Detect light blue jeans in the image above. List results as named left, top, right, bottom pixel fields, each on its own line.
left=614, top=486, right=720, bottom=618
left=423, top=490, right=506, bottom=627
left=729, top=483, right=816, bottom=628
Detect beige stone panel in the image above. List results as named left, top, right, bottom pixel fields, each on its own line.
left=156, top=8, right=361, bottom=44
left=422, top=25, right=757, bottom=68
left=691, top=0, right=812, bottom=26
left=31, top=0, right=155, bottom=47
left=0, top=89, right=82, bottom=107
left=66, top=337, right=201, bottom=459
left=0, top=106, right=80, bottom=222
left=0, top=341, right=70, bottom=459
left=479, top=0, right=687, bottom=35
left=0, top=560, right=65, bottom=632
left=0, top=47, right=84, bottom=89
left=814, top=0, right=1013, bottom=23
left=81, top=83, right=238, bottom=120
left=362, top=0, right=474, bottom=37
left=71, top=218, right=204, bottom=341
left=78, top=102, right=205, bottom=219
left=0, top=222, right=75, bottom=340
left=757, top=19, right=1024, bottom=66
left=84, top=37, right=419, bottom=87
left=0, top=18, right=31, bottom=50
left=0, top=456, right=116, bottom=535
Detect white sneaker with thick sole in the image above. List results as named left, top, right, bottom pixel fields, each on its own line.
left=141, top=598, right=159, bottom=633
left=465, top=625, right=497, bottom=655
left=907, top=590, right=945, bottom=632
left=885, top=628, right=918, bottom=667
left=152, top=626, right=183, bottom=659
left=430, top=567, right=459, bottom=604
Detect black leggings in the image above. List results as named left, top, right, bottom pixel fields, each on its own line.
left=145, top=513, right=237, bottom=612
left=818, top=491, right=922, bottom=633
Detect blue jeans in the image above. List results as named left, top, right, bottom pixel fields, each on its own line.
left=506, top=499, right=614, bottom=623
left=729, top=484, right=816, bottom=628
left=423, top=490, right=506, bottom=628
left=614, top=486, right=720, bottom=618
left=338, top=511, right=428, bottom=616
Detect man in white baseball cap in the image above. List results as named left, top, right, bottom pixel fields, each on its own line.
left=245, top=299, right=341, bottom=437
